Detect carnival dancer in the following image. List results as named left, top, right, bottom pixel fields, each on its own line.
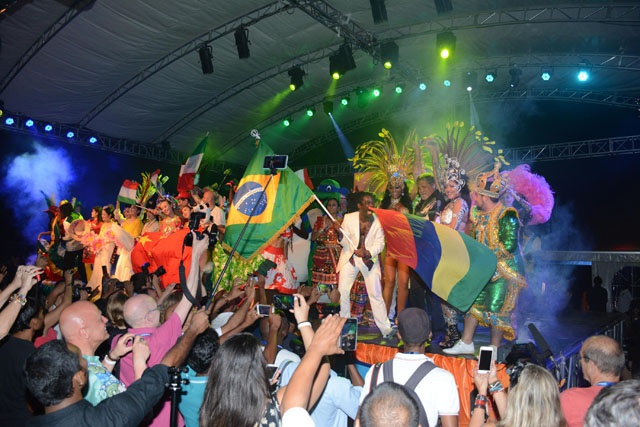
left=444, top=163, right=528, bottom=354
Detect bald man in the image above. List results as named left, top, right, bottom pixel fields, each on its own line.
left=201, top=189, right=226, bottom=235
left=113, top=232, right=209, bottom=427
left=560, top=335, right=625, bottom=427
left=59, top=301, right=134, bottom=405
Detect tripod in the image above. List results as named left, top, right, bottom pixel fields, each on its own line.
left=167, top=366, right=189, bottom=427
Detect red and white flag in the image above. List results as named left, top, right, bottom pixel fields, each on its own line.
left=177, top=136, right=208, bottom=193
left=118, top=180, right=139, bottom=205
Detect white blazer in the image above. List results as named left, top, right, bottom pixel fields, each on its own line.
left=336, top=211, right=385, bottom=272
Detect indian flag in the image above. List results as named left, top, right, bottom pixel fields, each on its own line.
left=177, top=135, right=208, bottom=193
left=372, top=208, right=497, bottom=312
left=118, top=180, right=139, bottom=205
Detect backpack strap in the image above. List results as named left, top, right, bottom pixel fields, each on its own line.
left=404, top=360, right=437, bottom=390
left=368, top=362, right=383, bottom=394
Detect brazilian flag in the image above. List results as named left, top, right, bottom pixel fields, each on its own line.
left=223, top=141, right=315, bottom=260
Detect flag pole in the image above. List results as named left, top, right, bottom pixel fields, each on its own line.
left=206, top=130, right=273, bottom=309
left=313, top=194, right=358, bottom=251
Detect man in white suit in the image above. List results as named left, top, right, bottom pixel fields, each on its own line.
left=335, top=192, right=394, bottom=337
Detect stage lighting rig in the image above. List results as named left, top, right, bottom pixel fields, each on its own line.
left=380, top=41, right=399, bottom=69
left=369, top=0, right=387, bottom=24
left=329, top=43, right=356, bottom=80
left=288, top=66, right=305, bottom=91
left=198, top=44, right=214, bottom=74
left=436, top=31, right=456, bottom=59
left=234, top=27, right=250, bottom=59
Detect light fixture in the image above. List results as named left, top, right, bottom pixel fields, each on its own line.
left=369, top=0, right=387, bottom=24
left=5, top=117, right=15, bottom=125
left=25, top=119, right=34, bottom=127
left=372, top=88, right=381, bottom=97
left=463, top=71, right=477, bottom=92
left=577, top=63, right=590, bottom=82
left=436, top=31, right=456, bottom=59
left=394, top=84, right=403, bottom=94
left=323, top=100, right=334, bottom=115
left=283, top=117, right=292, bottom=127
left=66, top=130, right=75, bottom=138
left=329, top=43, right=356, bottom=80
left=234, top=27, right=250, bottom=59
left=288, top=66, right=305, bottom=91
left=485, top=69, right=497, bottom=83
left=380, top=41, right=399, bottom=69
left=198, top=44, right=214, bottom=74
left=306, top=107, right=315, bottom=117
left=44, top=124, right=53, bottom=132
left=340, top=96, right=350, bottom=106
left=540, top=67, right=552, bottom=81
left=443, top=79, right=451, bottom=87
left=89, top=136, right=98, bottom=144
left=433, top=0, right=453, bottom=15
left=419, top=82, right=427, bottom=91
left=509, top=66, right=522, bottom=88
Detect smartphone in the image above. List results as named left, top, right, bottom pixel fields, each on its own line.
left=255, top=304, right=271, bottom=317
left=266, top=364, right=279, bottom=382
left=477, top=346, right=494, bottom=373
left=101, top=265, right=109, bottom=277
left=273, top=294, right=295, bottom=312
left=256, top=259, right=277, bottom=277
left=339, top=317, right=358, bottom=352
left=317, top=283, right=332, bottom=294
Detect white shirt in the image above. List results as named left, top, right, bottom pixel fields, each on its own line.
left=360, top=353, right=460, bottom=427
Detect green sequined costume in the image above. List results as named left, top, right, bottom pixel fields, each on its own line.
left=468, top=202, right=527, bottom=341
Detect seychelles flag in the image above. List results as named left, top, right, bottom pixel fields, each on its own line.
left=371, top=208, right=497, bottom=312
left=223, top=141, right=315, bottom=260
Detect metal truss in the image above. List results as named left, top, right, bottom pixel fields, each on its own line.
left=298, top=134, right=640, bottom=176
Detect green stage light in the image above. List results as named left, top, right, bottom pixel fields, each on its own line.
left=283, top=117, right=291, bottom=127
left=341, top=96, right=349, bottom=106
left=306, top=107, right=315, bottom=117
left=395, top=85, right=403, bottom=94
left=373, top=88, right=381, bottom=97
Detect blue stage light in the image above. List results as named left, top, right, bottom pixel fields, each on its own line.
left=89, top=136, right=98, bottom=144
left=66, top=131, right=75, bottom=138
left=25, top=119, right=34, bottom=127
left=44, top=124, right=53, bottom=132
left=577, top=69, right=589, bottom=82
left=5, top=117, right=15, bottom=125
left=443, top=79, right=451, bottom=87
left=419, top=82, right=427, bottom=91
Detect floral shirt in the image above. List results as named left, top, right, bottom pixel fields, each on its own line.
left=83, top=355, right=126, bottom=406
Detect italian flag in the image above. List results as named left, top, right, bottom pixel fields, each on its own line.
left=177, top=136, right=208, bottom=193
left=118, top=180, right=139, bottom=205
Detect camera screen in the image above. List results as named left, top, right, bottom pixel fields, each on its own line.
left=256, top=304, right=271, bottom=316
left=317, top=284, right=332, bottom=294
left=262, top=155, right=288, bottom=170
left=273, top=294, right=294, bottom=312
left=266, top=364, right=278, bottom=381
left=339, top=317, right=358, bottom=351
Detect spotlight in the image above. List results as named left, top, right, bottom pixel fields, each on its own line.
left=577, top=65, right=590, bottom=82
left=443, top=79, right=451, bottom=87
left=288, top=66, right=305, bottom=91
left=433, top=0, right=453, bottom=15
left=485, top=70, right=496, bottom=83
left=306, top=107, right=315, bottom=117
left=283, top=117, right=292, bottom=127
left=436, top=31, right=456, bottom=59
left=323, top=100, right=334, bottom=115
left=5, top=117, right=15, bottom=125
left=540, top=67, right=552, bottom=81
left=329, top=43, right=356, bottom=80
left=509, top=66, right=522, bottom=88
left=25, top=119, right=34, bottom=127
left=369, top=0, right=387, bottom=24
left=89, top=136, right=98, bottom=144
left=198, top=44, right=214, bottom=74
left=372, top=88, right=381, bottom=97
left=419, top=82, right=427, bottom=91
left=234, top=27, right=250, bottom=59
left=394, top=84, right=403, bottom=94
left=44, top=124, right=53, bottom=132
left=66, top=130, right=75, bottom=138
left=340, top=96, right=350, bottom=106
left=380, top=41, right=399, bottom=69
left=463, top=71, right=477, bottom=92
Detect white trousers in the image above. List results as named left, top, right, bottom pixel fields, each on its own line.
left=339, top=258, right=392, bottom=336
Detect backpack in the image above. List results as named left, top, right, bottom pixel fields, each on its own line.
left=369, top=359, right=436, bottom=427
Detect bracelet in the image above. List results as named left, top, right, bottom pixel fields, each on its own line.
left=9, top=293, right=27, bottom=306
left=104, top=353, right=118, bottom=365
left=489, top=381, right=504, bottom=394
left=297, top=321, right=312, bottom=329
left=475, top=394, right=488, bottom=404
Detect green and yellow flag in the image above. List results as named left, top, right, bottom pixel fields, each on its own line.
left=223, top=141, right=315, bottom=260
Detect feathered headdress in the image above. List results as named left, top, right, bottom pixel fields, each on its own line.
left=420, top=121, right=496, bottom=193
left=351, top=128, right=416, bottom=195
left=502, top=164, right=554, bottom=225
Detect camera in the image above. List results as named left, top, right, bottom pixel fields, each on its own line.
left=151, top=265, right=166, bottom=277
left=72, top=284, right=92, bottom=301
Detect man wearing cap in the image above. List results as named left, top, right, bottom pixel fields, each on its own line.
left=360, top=308, right=459, bottom=427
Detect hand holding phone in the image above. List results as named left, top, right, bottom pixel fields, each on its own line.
left=266, top=364, right=280, bottom=383
left=339, top=317, right=358, bottom=351
left=255, top=304, right=271, bottom=317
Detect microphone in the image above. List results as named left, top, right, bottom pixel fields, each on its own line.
left=527, top=323, right=559, bottom=374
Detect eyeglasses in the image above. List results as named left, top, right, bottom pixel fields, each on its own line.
left=578, top=354, right=591, bottom=363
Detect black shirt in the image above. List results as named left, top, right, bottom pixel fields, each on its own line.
left=0, top=336, right=36, bottom=425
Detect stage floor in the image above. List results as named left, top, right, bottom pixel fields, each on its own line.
left=354, top=309, right=626, bottom=364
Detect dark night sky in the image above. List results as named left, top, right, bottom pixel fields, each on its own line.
left=1, top=99, right=639, bottom=264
